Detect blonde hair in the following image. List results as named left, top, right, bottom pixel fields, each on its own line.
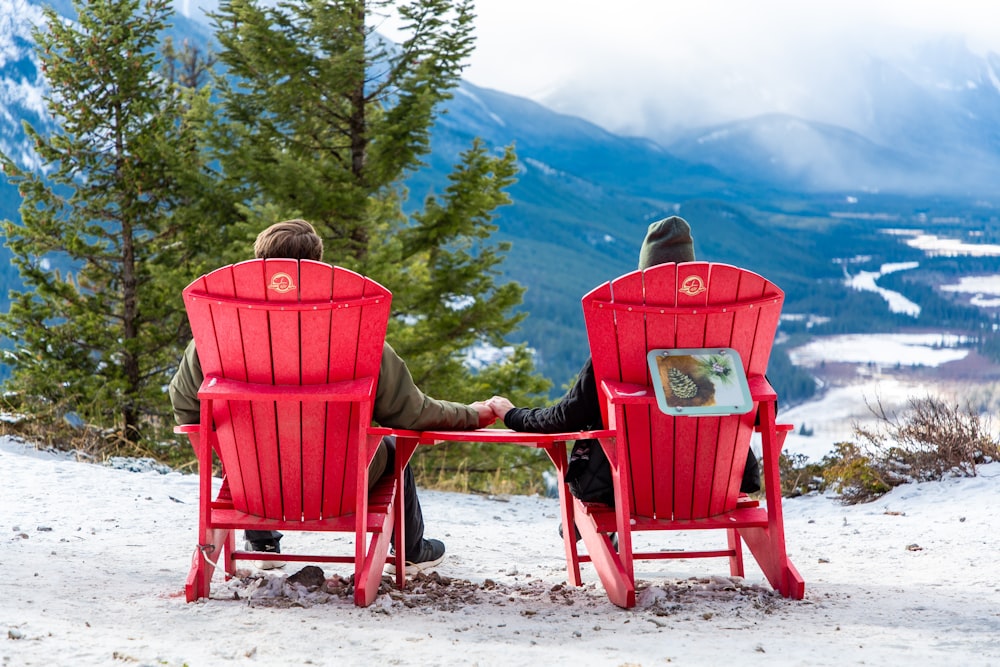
left=253, top=219, right=323, bottom=261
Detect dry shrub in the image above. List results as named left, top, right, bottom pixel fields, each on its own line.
left=0, top=392, right=191, bottom=467
left=778, top=451, right=830, bottom=497
left=819, top=442, right=894, bottom=504
left=835, top=395, right=1000, bottom=503
left=777, top=395, right=999, bottom=504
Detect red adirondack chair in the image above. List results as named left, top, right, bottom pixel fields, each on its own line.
left=572, top=261, right=805, bottom=608
left=175, top=259, right=406, bottom=606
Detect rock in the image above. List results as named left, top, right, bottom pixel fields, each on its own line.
left=287, top=565, right=326, bottom=590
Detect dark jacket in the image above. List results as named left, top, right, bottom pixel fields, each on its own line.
left=503, top=357, right=761, bottom=504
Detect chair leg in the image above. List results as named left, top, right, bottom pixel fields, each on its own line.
left=185, top=547, right=206, bottom=602
left=224, top=529, right=237, bottom=578
left=574, top=498, right=635, bottom=608
left=354, top=518, right=393, bottom=607
left=738, top=526, right=805, bottom=599
left=559, top=483, right=582, bottom=587
left=391, top=436, right=420, bottom=592
left=727, top=528, right=745, bottom=577
left=545, top=443, right=582, bottom=586
left=185, top=527, right=232, bottom=602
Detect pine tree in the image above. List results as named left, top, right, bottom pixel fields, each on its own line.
left=201, top=0, right=550, bottom=488
left=203, top=0, right=548, bottom=403
left=0, top=0, right=213, bottom=446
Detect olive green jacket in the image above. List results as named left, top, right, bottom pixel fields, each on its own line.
left=168, top=339, right=479, bottom=431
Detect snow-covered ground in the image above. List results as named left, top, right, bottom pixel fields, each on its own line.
left=844, top=261, right=922, bottom=317
left=3, top=327, right=999, bottom=665
left=2, top=433, right=998, bottom=666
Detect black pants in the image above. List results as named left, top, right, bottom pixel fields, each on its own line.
left=245, top=435, right=425, bottom=557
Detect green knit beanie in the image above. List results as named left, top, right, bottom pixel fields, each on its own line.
left=638, top=216, right=695, bottom=270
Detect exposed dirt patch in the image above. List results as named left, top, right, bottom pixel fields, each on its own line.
left=215, top=565, right=790, bottom=624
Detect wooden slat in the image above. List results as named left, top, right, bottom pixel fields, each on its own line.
left=632, top=264, right=677, bottom=517
left=611, top=271, right=648, bottom=385
left=356, top=274, right=391, bottom=382
left=639, top=263, right=680, bottom=519
left=701, top=264, right=743, bottom=517
left=582, top=281, right=618, bottom=430
left=206, top=265, right=264, bottom=517
left=671, top=264, right=712, bottom=519
left=733, top=270, right=767, bottom=374
left=610, top=271, right=653, bottom=517
left=262, top=259, right=306, bottom=522
left=221, top=261, right=276, bottom=520
left=299, top=260, right=334, bottom=521
left=674, top=262, right=711, bottom=347
left=704, top=264, right=740, bottom=347
left=323, top=267, right=365, bottom=517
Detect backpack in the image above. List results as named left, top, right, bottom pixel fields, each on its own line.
left=564, top=439, right=614, bottom=506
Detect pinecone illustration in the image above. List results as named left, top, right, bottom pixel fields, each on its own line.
left=668, top=367, right=699, bottom=399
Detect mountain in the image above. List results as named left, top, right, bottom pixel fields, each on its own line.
left=2, top=2, right=998, bottom=395
left=666, top=113, right=923, bottom=194
left=667, top=39, right=1000, bottom=197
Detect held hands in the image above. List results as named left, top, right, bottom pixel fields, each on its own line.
left=468, top=395, right=518, bottom=428
left=486, top=396, right=515, bottom=420
left=469, top=400, right=497, bottom=428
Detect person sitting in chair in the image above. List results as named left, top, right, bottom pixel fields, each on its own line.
left=169, top=219, right=495, bottom=574
left=488, top=216, right=762, bottom=515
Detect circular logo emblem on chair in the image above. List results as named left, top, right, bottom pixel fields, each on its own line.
left=678, top=275, right=707, bottom=296
left=267, top=272, right=297, bottom=294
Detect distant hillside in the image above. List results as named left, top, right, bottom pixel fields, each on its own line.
left=412, top=82, right=937, bottom=389
left=3, top=3, right=999, bottom=401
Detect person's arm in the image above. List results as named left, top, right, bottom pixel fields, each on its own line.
left=168, top=340, right=203, bottom=425
left=496, top=358, right=602, bottom=433
left=373, top=343, right=488, bottom=430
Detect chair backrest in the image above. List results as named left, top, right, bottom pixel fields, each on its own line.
left=582, top=262, right=783, bottom=520
left=182, top=259, right=391, bottom=521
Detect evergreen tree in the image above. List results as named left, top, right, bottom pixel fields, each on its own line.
left=0, top=0, right=213, bottom=446
left=200, top=0, right=550, bottom=487
left=203, top=0, right=548, bottom=404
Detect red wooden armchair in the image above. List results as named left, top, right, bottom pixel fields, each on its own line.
left=176, top=259, right=406, bottom=606
left=572, top=261, right=805, bottom=608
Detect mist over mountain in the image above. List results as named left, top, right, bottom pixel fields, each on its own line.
left=663, top=39, right=1000, bottom=197
left=7, top=2, right=999, bottom=205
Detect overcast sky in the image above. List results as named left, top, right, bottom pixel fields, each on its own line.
left=178, top=1, right=1000, bottom=139
left=375, top=0, right=1000, bottom=139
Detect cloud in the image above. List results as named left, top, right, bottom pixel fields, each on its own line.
left=456, top=0, right=1000, bottom=139
left=192, top=0, right=1000, bottom=140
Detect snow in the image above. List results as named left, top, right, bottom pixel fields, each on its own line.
left=3, top=427, right=999, bottom=666
left=788, top=333, right=969, bottom=368
left=941, top=275, right=1000, bottom=307
left=844, top=261, right=921, bottom=317
left=903, top=233, right=1000, bottom=258
left=775, top=373, right=968, bottom=464
left=942, top=275, right=1000, bottom=295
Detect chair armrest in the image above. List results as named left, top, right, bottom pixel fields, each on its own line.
left=174, top=424, right=199, bottom=435
left=747, top=374, right=777, bottom=402
left=198, top=375, right=375, bottom=402
left=747, top=375, right=795, bottom=431
left=417, top=428, right=616, bottom=446
left=368, top=426, right=424, bottom=440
